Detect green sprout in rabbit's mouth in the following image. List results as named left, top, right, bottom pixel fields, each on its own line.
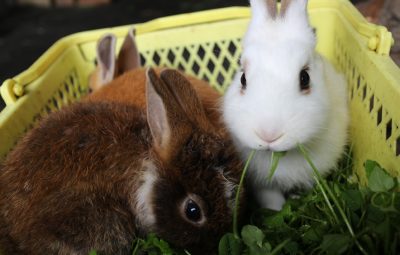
left=268, top=151, right=287, bottom=182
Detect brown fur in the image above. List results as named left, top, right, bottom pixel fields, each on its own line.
left=86, top=28, right=222, bottom=133
left=0, top=69, right=245, bottom=255
left=85, top=67, right=223, bottom=130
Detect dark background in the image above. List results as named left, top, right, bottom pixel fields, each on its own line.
left=0, top=0, right=249, bottom=84
left=0, top=0, right=399, bottom=110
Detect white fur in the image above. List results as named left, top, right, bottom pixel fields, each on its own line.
left=133, top=160, right=157, bottom=230
left=223, top=0, right=349, bottom=210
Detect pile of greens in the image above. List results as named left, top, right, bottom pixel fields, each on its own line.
left=92, top=148, right=400, bottom=255
left=218, top=158, right=399, bottom=255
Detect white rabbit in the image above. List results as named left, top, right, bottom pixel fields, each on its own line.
left=222, top=0, right=349, bottom=210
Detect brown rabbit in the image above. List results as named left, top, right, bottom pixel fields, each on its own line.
left=86, top=27, right=222, bottom=128
left=0, top=68, right=245, bottom=255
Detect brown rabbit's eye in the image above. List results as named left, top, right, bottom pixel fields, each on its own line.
left=185, top=199, right=201, bottom=222
left=240, top=73, right=247, bottom=90
left=299, top=69, right=310, bottom=92
left=180, top=196, right=206, bottom=225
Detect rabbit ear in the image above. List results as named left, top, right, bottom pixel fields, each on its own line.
left=280, top=0, right=309, bottom=25
left=250, top=0, right=277, bottom=21
left=89, top=34, right=117, bottom=91
left=159, top=69, right=213, bottom=131
left=279, top=0, right=292, bottom=17
left=146, top=68, right=191, bottom=160
left=146, top=68, right=171, bottom=157
left=116, top=27, right=141, bottom=75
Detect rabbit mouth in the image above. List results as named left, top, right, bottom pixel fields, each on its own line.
left=254, top=131, right=284, bottom=150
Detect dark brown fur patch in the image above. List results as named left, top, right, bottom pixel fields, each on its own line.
left=0, top=102, right=149, bottom=254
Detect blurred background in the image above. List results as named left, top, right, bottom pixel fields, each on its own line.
left=0, top=0, right=399, bottom=109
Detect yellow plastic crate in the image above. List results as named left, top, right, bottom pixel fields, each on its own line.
left=1, top=0, right=399, bottom=183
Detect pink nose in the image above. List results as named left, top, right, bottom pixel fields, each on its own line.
left=256, top=130, right=283, bottom=144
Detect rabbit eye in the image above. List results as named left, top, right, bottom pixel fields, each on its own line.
left=181, top=195, right=206, bottom=225
left=185, top=199, right=201, bottom=222
left=240, top=73, right=247, bottom=90
left=299, top=69, right=310, bottom=92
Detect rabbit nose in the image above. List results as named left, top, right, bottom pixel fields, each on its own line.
left=255, top=130, right=283, bottom=144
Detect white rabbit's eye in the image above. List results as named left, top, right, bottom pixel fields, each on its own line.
left=299, top=69, right=310, bottom=92
left=240, top=73, right=247, bottom=90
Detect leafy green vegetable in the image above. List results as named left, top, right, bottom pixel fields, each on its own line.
left=241, top=225, right=264, bottom=248
left=268, top=151, right=287, bottom=181
left=365, top=160, right=395, bottom=192
left=320, top=234, right=352, bottom=254
left=88, top=250, right=97, bottom=255
left=218, top=233, right=242, bottom=255
left=131, top=234, right=184, bottom=255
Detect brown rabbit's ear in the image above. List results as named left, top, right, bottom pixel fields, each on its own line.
left=89, top=34, right=117, bottom=91
left=159, top=69, right=213, bottom=131
left=146, top=68, right=171, bottom=157
left=117, top=27, right=141, bottom=75
left=146, top=68, right=194, bottom=161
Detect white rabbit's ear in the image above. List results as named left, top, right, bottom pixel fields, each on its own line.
left=250, top=0, right=277, bottom=22
left=117, top=27, right=141, bottom=75
left=89, top=34, right=117, bottom=91
left=279, top=0, right=292, bottom=17
left=280, top=0, right=310, bottom=26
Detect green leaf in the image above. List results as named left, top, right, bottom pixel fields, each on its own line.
left=279, top=203, right=292, bottom=219
left=359, top=233, right=376, bottom=254
left=365, top=160, right=378, bottom=178
left=241, top=225, right=265, bottom=248
left=394, top=193, right=400, bottom=211
left=366, top=204, right=386, bottom=224
left=248, top=245, right=271, bottom=255
left=268, top=151, right=287, bottom=181
left=371, top=192, right=394, bottom=211
left=218, top=233, right=242, bottom=255
left=302, top=226, right=323, bottom=243
left=367, top=164, right=395, bottom=192
left=374, top=217, right=391, bottom=252
left=264, top=214, right=285, bottom=228
left=156, top=239, right=174, bottom=254
left=341, top=189, right=363, bottom=211
left=138, top=234, right=176, bottom=255
left=88, top=250, right=97, bottom=255
left=320, top=234, right=352, bottom=254
left=349, top=211, right=361, bottom=226
left=283, top=241, right=299, bottom=254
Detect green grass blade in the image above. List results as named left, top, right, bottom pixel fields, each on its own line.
left=297, top=144, right=368, bottom=255
left=268, top=151, right=287, bottom=182
left=131, top=239, right=141, bottom=255
left=297, top=144, right=339, bottom=225
left=233, top=150, right=256, bottom=239
left=270, top=239, right=291, bottom=255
